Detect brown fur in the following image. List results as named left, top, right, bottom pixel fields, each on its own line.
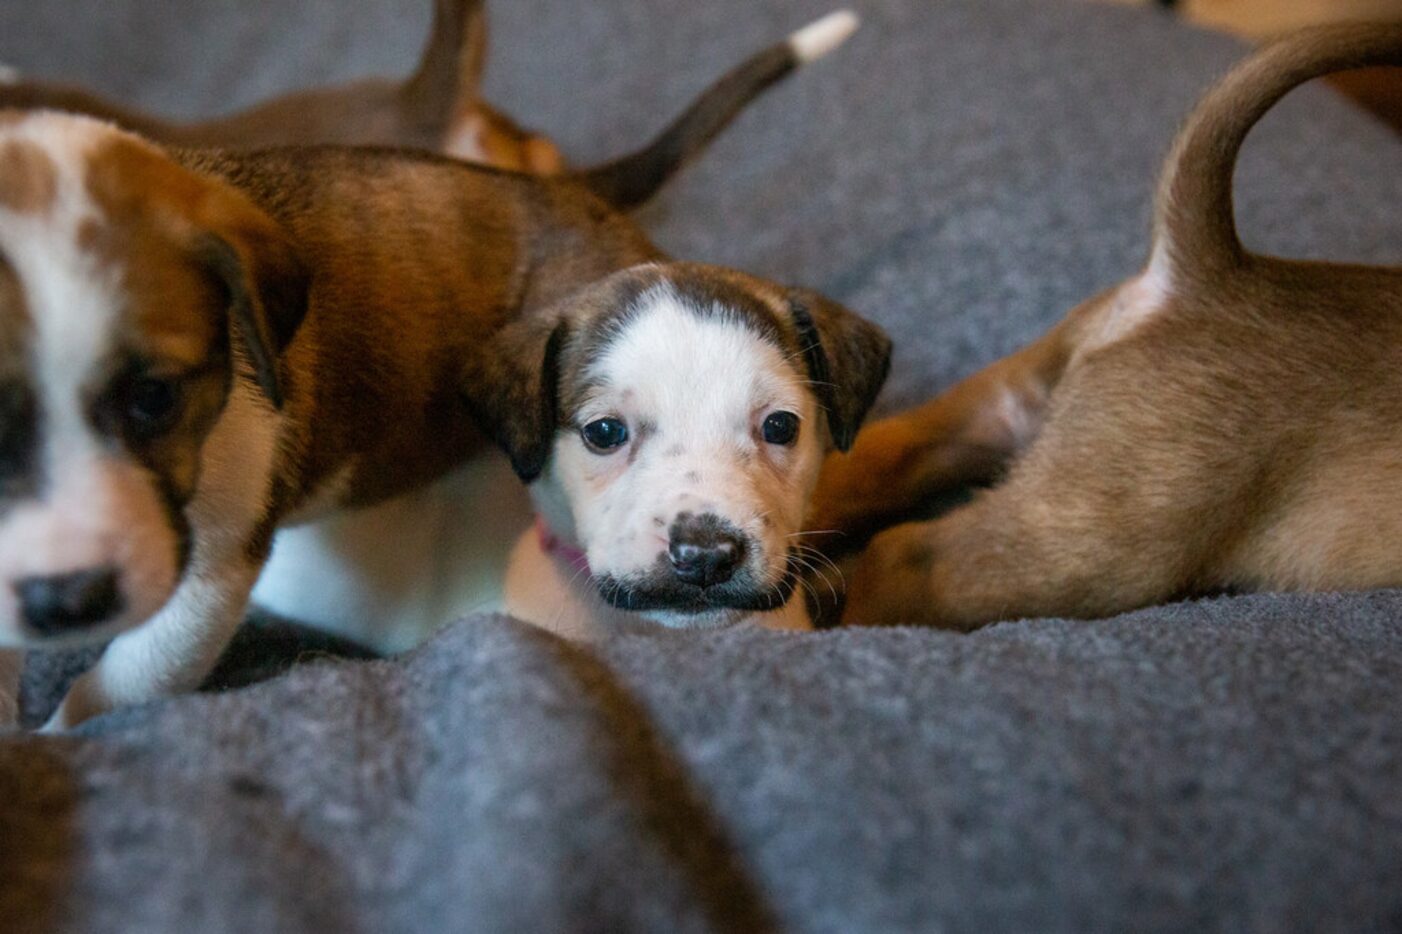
left=0, top=253, right=28, bottom=363
left=0, top=0, right=564, bottom=173
left=0, top=140, right=56, bottom=215
left=811, top=23, right=1402, bottom=630
left=173, top=145, right=662, bottom=514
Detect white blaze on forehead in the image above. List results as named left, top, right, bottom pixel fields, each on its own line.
left=0, top=114, right=182, bottom=646
left=1, top=113, right=128, bottom=537
left=580, top=287, right=806, bottom=435
left=0, top=114, right=127, bottom=411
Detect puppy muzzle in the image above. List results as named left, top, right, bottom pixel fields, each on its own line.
left=593, top=552, right=801, bottom=619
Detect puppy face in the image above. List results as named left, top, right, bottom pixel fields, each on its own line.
left=0, top=114, right=306, bottom=647
left=466, top=263, right=891, bottom=629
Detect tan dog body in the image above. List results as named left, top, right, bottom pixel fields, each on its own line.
left=815, top=25, right=1402, bottom=630
left=0, top=11, right=858, bottom=727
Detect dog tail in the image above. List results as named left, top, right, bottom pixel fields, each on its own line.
left=1152, top=23, right=1402, bottom=282
left=577, top=9, right=859, bottom=210
left=400, top=0, right=486, bottom=124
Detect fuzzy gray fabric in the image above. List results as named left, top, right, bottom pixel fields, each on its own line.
left=2, top=0, right=1401, bottom=931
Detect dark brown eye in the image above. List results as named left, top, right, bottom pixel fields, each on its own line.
left=762, top=411, right=799, bottom=446
left=581, top=417, right=629, bottom=453
left=125, top=375, right=184, bottom=439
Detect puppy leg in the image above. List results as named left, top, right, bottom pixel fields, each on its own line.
left=841, top=449, right=1197, bottom=631
left=0, top=648, right=20, bottom=729
left=43, top=555, right=263, bottom=731
left=809, top=315, right=1080, bottom=551
left=842, top=504, right=1174, bottom=631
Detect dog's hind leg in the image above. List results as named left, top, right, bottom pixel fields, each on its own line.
left=0, top=648, right=20, bottom=728
left=839, top=478, right=1196, bottom=631
left=809, top=310, right=1084, bottom=552
left=837, top=385, right=1225, bottom=631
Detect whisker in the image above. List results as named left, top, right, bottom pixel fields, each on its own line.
left=789, top=550, right=838, bottom=604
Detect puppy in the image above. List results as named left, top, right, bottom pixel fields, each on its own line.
left=478, top=263, right=890, bottom=639
left=0, top=0, right=564, bottom=172
left=0, top=10, right=858, bottom=729
left=810, top=24, right=1402, bottom=631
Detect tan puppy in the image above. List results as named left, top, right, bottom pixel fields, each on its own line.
left=0, top=0, right=564, bottom=172
left=812, top=24, right=1402, bottom=630
left=0, top=9, right=857, bottom=729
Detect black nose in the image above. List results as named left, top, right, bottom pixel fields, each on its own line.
left=15, top=567, right=123, bottom=635
left=668, top=514, right=746, bottom=587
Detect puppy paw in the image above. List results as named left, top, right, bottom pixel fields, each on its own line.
left=839, top=523, right=940, bottom=628
left=40, top=679, right=106, bottom=733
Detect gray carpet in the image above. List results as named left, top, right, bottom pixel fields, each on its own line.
left=2, top=0, right=1401, bottom=931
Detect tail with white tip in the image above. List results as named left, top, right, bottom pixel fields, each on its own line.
left=579, top=9, right=860, bottom=209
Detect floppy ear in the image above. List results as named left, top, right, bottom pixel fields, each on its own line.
left=461, top=314, right=567, bottom=482
left=787, top=289, right=892, bottom=452
left=195, top=212, right=309, bottom=409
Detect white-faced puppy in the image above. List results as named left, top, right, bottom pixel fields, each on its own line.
left=811, top=24, right=1402, bottom=630
left=0, top=10, right=859, bottom=729
left=467, top=263, right=890, bottom=638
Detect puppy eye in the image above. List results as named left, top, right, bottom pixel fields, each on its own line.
left=581, top=417, right=629, bottom=453
left=124, top=375, right=184, bottom=439
left=762, top=411, right=800, bottom=446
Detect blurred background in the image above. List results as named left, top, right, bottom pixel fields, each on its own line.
left=1109, top=0, right=1402, bottom=129
left=1107, top=0, right=1402, bottom=36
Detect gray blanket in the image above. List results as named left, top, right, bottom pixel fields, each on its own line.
left=3, top=1, right=1401, bottom=931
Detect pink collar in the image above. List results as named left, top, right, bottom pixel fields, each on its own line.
left=536, top=517, right=591, bottom=577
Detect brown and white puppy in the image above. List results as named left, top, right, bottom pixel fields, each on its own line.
left=0, top=9, right=859, bottom=729
left=474, top=263, right=889, bottom=639
left=811, top=24, right=1402, bottom=631
left=0, top=0, right=564, bottom=172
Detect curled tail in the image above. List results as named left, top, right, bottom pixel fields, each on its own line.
left=1153, top=23, right=1402, bottom=281
left=577, top=9, right=860, bottom=210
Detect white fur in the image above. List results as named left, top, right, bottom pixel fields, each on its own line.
left=252, top=455, right=532, bottom=654
left=441, top=113, right=491, bottom=164
left=1076, top=262, right=1173, bottom=361
left=0, top=114, right=182, bottom=649
left=0, top=64, right=18, bottom=85
left=789, top=10, right=860, bottom=64
left=507, top=287, right=822, bottom=635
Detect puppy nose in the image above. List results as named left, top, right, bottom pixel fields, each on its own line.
left=668, top=515, right=745, bottom=587
left=14, top=567, right=123, bottom=635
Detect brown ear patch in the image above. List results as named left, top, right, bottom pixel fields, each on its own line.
left=787, top=289, right=892, bottom=452
left=461, top=315, right=568, bottom=481
left=84, top=135, right=308, bottom=407
left=0, top=139, right=57, bottom=215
